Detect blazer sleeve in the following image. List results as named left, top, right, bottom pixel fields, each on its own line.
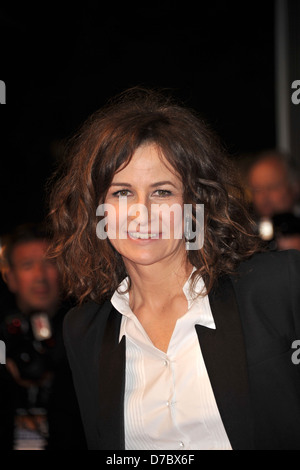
left=62, top=300, right=113, bottom=449
left=287, top=249, right=300, bottom=339
left=63, top=303, right=105, bottom=449
left=63, top=310, right=95, bottom=439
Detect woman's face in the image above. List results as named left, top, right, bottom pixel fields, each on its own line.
left=103, top=143, right=186, bottom=268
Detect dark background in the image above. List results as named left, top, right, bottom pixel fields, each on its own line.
left=0, top=1, right=276, bottom=236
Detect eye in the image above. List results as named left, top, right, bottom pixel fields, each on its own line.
left=153, top=189, right=172, bottom=197
left=19, top=261, right=34, bottom=270
left=112, top=189, right=131, bottom=197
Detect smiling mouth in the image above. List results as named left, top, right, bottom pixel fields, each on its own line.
left=128, top=232, right=159, bottom=239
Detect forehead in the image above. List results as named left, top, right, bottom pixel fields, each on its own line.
left=113, top=144, right=180, bottom=181
left=11, top=240, right=49, bottom=263
left=249, top=159, right=288, bottom=183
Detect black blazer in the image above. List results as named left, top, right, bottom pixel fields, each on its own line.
left=63, top=250, right=300, bottom=450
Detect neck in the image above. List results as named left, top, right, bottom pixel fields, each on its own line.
left=17, top=299, right=59, bottom=317
left=124, top=253, right=193, bottom=311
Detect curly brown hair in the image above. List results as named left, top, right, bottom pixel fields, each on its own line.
left=47, top=88, right=261, bottom=305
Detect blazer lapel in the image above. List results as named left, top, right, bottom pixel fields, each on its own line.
left=196, top=275, right=255, bottom=450
left=97, top=305, right=126, bottom=450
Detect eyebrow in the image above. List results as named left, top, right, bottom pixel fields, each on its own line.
left=110, top=181, right=177, bottom=188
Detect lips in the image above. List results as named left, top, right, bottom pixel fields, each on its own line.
left=32, top=287, right=50, bottom=296
left=128, top=232, right=159, bottom=239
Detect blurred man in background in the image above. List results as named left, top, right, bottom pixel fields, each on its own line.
left=246, top=150, right=300, bottom=251
left=0, top=223, right=86, bottom=450
left=3, top=225, right=60, bottom=317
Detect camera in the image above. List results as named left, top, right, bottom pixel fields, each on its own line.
left=258, top=212, right=300, bottom=240
left=1, top=311, right=54, bottom=382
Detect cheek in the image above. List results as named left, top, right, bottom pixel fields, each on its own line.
left=15, top=274, right=33, bottom=294
left=106, top=209, right=127, bottom=239
left=103, top=200, right=129, bottom=239
left=159, top=204, right=184, bottom=239
left=46, top=267, right=59, bottom=285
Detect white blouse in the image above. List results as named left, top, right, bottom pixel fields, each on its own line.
left=110, top=270, right=232, bottom=450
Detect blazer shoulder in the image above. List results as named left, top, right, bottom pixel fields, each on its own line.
left=231, top=250, right=300, bottom=340
left=237, top=249, right=300, bottom=277
left=63, top=299, right=113, bottom=347
left=231, top=249, right=300, bottom=301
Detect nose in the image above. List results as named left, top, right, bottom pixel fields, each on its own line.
left=127, top=193, right=152, bottom=229
left=33, top=262, right=48, bottom=281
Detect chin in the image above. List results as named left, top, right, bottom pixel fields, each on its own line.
left=123, top=246, right=185, bottom=267
left=123, top=254, right=162, bottom=266
left=30, top=300, right=55, bottom=313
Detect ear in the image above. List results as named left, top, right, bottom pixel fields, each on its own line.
left=4, top=268, right=18, bottom=294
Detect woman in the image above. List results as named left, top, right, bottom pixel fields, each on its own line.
left=49, top=88, right=300, bottom=450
